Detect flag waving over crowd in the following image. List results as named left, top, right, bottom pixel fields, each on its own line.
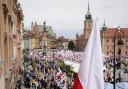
left=73, top=19, right=104, bottom=89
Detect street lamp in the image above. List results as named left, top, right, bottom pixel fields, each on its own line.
left=53, top=50, right=55, bottom=60
left=113, top=26, right=124, bottom=89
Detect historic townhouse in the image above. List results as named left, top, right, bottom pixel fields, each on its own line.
left=23, top=22, right=57, bottom=50
left=0, top=0, right=23, bottom=88
left=23, top=22, right=69, bottom=50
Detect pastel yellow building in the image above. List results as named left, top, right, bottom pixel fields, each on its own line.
left=24, top=22, right=57, bottom=49
left=32, top=36, right=40, bottom=49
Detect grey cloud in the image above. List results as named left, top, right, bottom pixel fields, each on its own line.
left=19, top=0, right=128, bottom=39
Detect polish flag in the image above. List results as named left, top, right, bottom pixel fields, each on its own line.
left=72, top=19, right=104, bottom=89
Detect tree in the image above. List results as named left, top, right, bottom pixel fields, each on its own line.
left=68, top=40, right=75, bottom=50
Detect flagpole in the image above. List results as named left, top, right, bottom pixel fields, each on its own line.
left=113, top=26, right=124, bottom=89
left=113, top=36, right=116, bottom=89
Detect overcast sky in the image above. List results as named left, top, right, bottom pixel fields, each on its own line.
left=19, top=0, right=128, bottom=39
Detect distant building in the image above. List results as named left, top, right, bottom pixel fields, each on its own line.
left=56, top=36, right=69, bottom=49
left=23, top=30, right=32, bottom=49
left=76, top=4, right=128, bottom=57
left=23, top=22, right=70, bottom=50
left=76, top=4, right=93, bottom=51
left=101, top=26, right=128, bottom=57
left=23, top=22, right=57, bottom=49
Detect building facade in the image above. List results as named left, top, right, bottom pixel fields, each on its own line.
left=101, top=27, right=128, bottom=57
left=0, top=0, right=23, bottom=89
left=22, top=30, right=32, bottom=49
left=31, top=22, right=57, bottom=49
left=23, top=22, right=57, bottom=50
left=76, top=5, right=128, bottom=57
left=56, top=36, right=69, bottom=49
left=23, top=22, right=70, bottom=50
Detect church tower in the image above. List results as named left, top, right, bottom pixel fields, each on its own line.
left=84, top=2, right=93, bottom=39
left=75, top=2, right=93, bottom=51
left=102, top=19, right=107, bottom=30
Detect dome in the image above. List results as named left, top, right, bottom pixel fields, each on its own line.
left=102, top=25, right=107, bottom=30
left=85, top=12, right=92, bottom=20
left=102, top=20, right=107, bottom=30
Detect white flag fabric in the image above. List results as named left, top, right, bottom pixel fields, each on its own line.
left=73, top=19, right=104, bottom=89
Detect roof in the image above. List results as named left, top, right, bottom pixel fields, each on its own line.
left=23, top=30, right=32, bottom=38
left=32, top=25, right=56, bottom=37
left=76, top=34, right=85, bottom=40
left=23, top=23, right=56, bottom=39
left=56, top=36, right=68, bottom=41
left=102, top=28, right=128, bottom=38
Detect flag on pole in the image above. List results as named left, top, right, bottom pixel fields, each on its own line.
left=72, top=19, right=104, bottom=89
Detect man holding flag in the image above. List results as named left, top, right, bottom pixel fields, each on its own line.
left=72, top=19, right=104, bottom=89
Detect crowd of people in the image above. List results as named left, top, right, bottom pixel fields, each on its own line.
left=15, top=49, right=76, bottom=89
left=15, top=48, right=128, bottom=88
left=103, top=56, right=128, bottom=83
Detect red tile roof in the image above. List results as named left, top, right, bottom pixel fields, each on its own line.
left=102, top=28, right=128, bottom=38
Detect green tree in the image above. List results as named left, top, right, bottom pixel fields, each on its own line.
left=68, top=40, right=75, bottom=50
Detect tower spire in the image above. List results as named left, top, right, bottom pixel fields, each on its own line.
left=103, top=19, right=106, bottom=26
left=85, top=0, right=92, bottom=20
left=88, top=0, right=90, bottom=12
left=102, top=19, right=107, bottom=30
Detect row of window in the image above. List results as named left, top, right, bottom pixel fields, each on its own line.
left=106, top=39, right=128, bottom=43
left=106, top=46, right=128, bottom=49
left=107, top=52, right=128, bottom=55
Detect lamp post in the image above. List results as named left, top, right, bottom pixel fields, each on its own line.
left=53, top=50, right=54, bottom=60
left=43, top=21, right=47, bottom=55
left=113, top=26, right=124, bottom=89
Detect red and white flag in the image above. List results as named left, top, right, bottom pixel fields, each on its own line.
left=72, top=19, right=104, bottom=89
